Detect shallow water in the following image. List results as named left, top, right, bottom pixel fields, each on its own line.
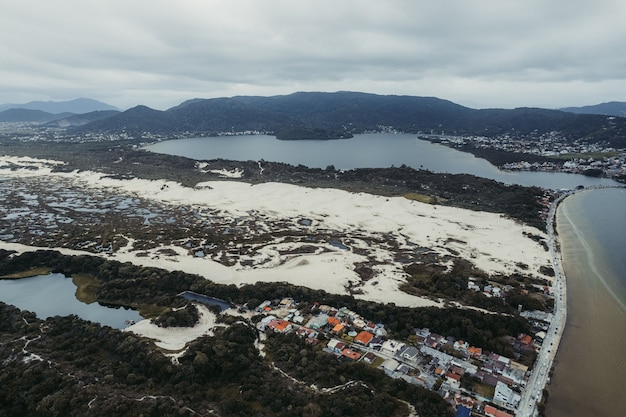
left=547, top=189, right=626, bottom=417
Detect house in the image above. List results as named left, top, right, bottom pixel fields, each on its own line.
left=353, top=318, right=367, bottom=329
left=266, top=319, right=292, bottom=333
left=331, top=323, right=346, bottom=335
left=445, top=371, right=462, bottom=386
left=518, top=333, right=534, bottom=347
left=317, top=304, right=332, bottom=313
left=449, top=364, right=465, bottom=376
left=380, top=358, right=399, bottom=375
left=397, top=345, right=420, bottom=362
left=354, top=331, right=374, bottom=346
left=326, top=338, right=346, bottom=354
left=327, top=316, right=341, bottom=327
left=454, top=340, right=469, bottom=351
left=257, top=315, right=278, bottom=331
left=305, top=313, right=329, bottom=330
left=424, top=333, right=446, bottom=348
left=477, top=371, right=499, bottom=387
left=363, top=352, right=377, bottom=364
left=396, top=364, right=411, bottom=375
left=484, top=404, right=514, bottom=417
left=279, top=297, right=295, bottom=308
left=467, top=346, right=483, bottom=359
left=415, top=327, right=431, bottom=338
left=368, top=336, right=385, bottom=350
left=381, top=339, right=406, bottom=356
left=374, top=324, right=387, bottom=337
left=493, top=381, right=521, bottom=409
left=341, top=348, right=362, bottom=361
left=256, top=300, right=272, bottom=312
left=296, top=327, right=318, bottom=340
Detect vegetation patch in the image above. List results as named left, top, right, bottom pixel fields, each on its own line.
left=0, top=267, right=51, bottom=279
left=138, top=303, right=170, bottom=318
left=403, top=192, right=438, bottom=204
left=71, top=273, right=100, bottom=304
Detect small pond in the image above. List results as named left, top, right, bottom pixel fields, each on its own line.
left=0, top=273, right=142, bottom=329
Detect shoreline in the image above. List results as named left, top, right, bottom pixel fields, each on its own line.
left=545, top=189, right=626, bottom=417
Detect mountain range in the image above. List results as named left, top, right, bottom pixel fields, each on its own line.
left=559, top=101, right=626, bottom=117
left=2, top=92, right=625, bottom=147
left=70, top=92, right=626, bottom=146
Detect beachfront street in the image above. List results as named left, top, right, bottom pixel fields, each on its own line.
left=517, top=191, right=570, bottom=416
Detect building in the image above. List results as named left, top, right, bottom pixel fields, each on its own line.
left=354, top=331, right=374, bottom=346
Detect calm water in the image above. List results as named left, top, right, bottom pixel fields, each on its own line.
left=548, top=189, right=626, bottom=417
left=0, top=273, right=142, bottom=329
left=145, top=133, right=621, bottom=189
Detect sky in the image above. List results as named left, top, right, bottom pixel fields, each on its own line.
left=1, top=0, right=626, bottom=111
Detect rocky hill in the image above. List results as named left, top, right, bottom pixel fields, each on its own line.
left=70, top=92, right=626, bottom=146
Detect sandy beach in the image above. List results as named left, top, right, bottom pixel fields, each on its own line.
left=546, top=189, right=626, bottom=417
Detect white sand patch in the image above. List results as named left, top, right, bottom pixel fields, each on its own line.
left=210, top=169, right=244, bottom=178
left=125, top=304, right=222, bottom=351
left=196, top=161, right=244, bottom=178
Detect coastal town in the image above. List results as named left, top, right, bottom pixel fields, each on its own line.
left=419, top=132, right=626, bottom=182
left=239, top=260, right=561, bottom=417
left=174, top=190, right=573, bottom=417
left=3, top=118, right=626, bottom=184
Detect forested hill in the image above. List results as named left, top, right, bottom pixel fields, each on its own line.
left=72, top=91, right=626, bottom=146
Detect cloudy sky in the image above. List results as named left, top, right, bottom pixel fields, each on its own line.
left=1, top=0, right=625, bottom=110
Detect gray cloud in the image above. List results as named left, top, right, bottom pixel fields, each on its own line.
left=1, top=0, right=625, bottom=110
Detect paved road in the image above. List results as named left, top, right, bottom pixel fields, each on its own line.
left=516, top=190, right=571, bottom=416
left=518, top=185, right=625, bottom=415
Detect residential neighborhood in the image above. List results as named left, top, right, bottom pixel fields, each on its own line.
left=420, top=132, right=626, bottom=182
left=250, top=294, right=555, bottom=417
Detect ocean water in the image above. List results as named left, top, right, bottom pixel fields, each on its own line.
left=548, top=188, right=626, bottom=417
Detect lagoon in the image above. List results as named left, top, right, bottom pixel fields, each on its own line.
left=0, top=273, right=142, bottom=329
left=145, top=133, right=621, bottom=189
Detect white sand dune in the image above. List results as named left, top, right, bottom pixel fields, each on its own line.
left=0, top=157, right=551, bottom=342
left=1, top=156, right=552, bottom=310
left=0, top=155, right=554, bottom=350
left=125, top=304, right=221, bottom=351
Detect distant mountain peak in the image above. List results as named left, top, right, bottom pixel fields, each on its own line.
left=560, top=102, right=626, bottom=117
left=0, top=98, right=120, bottom=114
